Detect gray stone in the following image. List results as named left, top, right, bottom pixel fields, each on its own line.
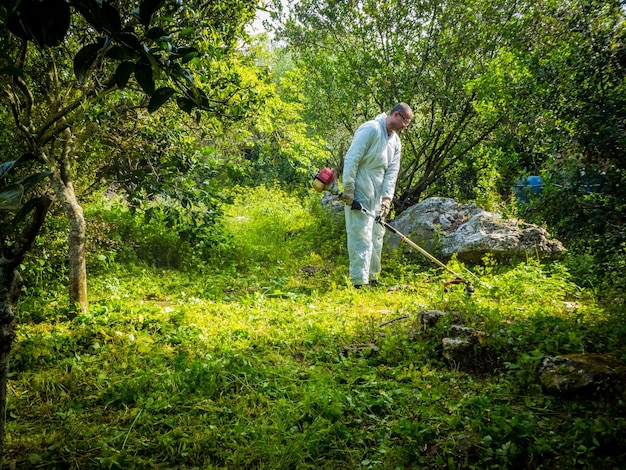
left=320, top=192, right=344, bottom=216
left=442, top=326, right=489, bottom=370
left=539, top=354, right=626, bottom=398
left=384, top=197, right=565, bottom=263
left=417, top=309, right=448, bottom=329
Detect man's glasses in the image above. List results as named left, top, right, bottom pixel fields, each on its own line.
left=397, top=111, right=411, bottom=125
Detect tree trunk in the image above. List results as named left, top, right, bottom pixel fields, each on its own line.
left=47, top=129, right=88, bottom=315
left=0, top=195, right=52, bottom=467
left=50, top=176, right=88, bottom=315
left=65, top=186, right=87, bottom=315
left=0, top=262, right=15, bottom=469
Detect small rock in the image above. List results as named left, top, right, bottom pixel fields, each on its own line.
left=539, top=353, right=626, bottom=398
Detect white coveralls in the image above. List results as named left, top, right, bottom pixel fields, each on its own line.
left=342, top=113, right=401, bottom=286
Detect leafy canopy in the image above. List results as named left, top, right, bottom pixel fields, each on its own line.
left=0, top=0, right=258, bottom=114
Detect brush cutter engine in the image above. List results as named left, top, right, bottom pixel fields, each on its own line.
left=312, top=167, right=340, bottom=195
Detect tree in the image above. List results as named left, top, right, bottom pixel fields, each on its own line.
left=503, top=0, right=626, bottom=291
left=272, top=0, right=531, bottom=212
left=0, top=154, right=52, bottom=465
left=0, top=0, right=259, bottom=461
left=0, top=0, right=258, bottom=312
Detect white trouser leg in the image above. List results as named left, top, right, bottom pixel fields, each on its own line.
left=345, top=206, right=374, bottom=285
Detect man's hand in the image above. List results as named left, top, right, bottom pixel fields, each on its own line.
left=341, top=185, right=355, bottom=205
left=380, top=197, right=392, bottom=218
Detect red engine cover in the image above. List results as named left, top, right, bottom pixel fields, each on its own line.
left=315, top=167, right=336, bottom=185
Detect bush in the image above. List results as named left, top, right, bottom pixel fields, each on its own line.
left=84, top=192, right=232, bottom=271
left=522, top=166, right=626, bottom=303
left=219, top=185, right=347, bottom=272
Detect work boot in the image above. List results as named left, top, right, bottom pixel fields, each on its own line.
left=369, top=278, right=386, bottom=287
left=353, top=283, right=372, bottom=290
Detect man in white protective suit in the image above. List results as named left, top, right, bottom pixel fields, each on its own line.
left=341, top=102, right=413, bottom=289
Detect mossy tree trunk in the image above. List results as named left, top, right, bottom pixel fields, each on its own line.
left=45, top=129, right=88, bottom=315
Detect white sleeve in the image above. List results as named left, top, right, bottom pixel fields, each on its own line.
left=382, top=138, right=401, bottom=200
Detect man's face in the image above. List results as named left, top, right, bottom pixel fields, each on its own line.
left=394, top=110, right=412, bottom=132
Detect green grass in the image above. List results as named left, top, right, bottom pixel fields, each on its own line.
left=6, top=187, right=626, bottom=469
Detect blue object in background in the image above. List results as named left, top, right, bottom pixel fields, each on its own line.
left=513, top=175, right=543, bottom=203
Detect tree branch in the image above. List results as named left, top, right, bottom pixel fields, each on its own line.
left=37, top=76, right=117, bottom=145
left=8, top=195, right=54, bottom=268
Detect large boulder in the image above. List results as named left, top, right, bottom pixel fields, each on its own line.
left=384, top=197, right=565, bottom=263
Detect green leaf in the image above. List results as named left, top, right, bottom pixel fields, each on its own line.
left=0, top=65, right=24, bottom=77
left=115, top=61, right=135, bottom=89
left=0, top=161, right=17, bottom=181
left=0, top=183, right=24, bottom=211
left=176, top=96, right=195, bottom=114
left=11, top=195, right=41, bottom=226
left=117, top=32, right=143, bottom=53
left=6, top=0, right=70, bottom=47
left=139, top=0, right=166, bottom=26
left=98, top=2, right=123, bottom=34
left=0, top=153, right=37, bottom=181
left=134, top=62, right=155, bottom=95
left=181, top=51, right=199, bottom=64
left=16, top=171, right=52, bottom=192
left=73, top=1, right=122, bottom=35
left=179, top=27, right=195, bottom=38
left=74, top=42, right=104, bottom=84
left=171, top=46, right=199, bottom=63
left=148, top=87, right=175, bottom=113
left=105, top=45, right=137, bottom=61
left=168, top=63, right=195, bottom=84
left=147, top=27, right=169, bottom=41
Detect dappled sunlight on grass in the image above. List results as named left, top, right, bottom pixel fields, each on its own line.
left=7, top=187, right=626, bottom=468
left=9, top=259, right=626, bottom=468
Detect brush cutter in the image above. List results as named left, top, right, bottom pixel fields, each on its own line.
left=351, top=200, right=476, bottom=294
left=312, top=167, right=477, bottom=294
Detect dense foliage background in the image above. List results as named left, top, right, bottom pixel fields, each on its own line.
left=1, top=0, right=626, bottom=468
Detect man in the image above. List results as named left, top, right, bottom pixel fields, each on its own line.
left=341, top=103, right=413, bottom=289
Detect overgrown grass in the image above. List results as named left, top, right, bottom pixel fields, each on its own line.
left=7, top=187, right=626, bottom=469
